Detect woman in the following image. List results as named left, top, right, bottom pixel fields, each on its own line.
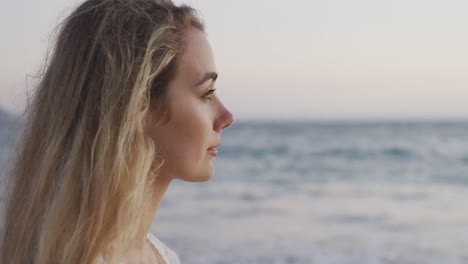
left=0, top=0, right=234, bottom=263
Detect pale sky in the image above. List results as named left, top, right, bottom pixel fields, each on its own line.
left=1, top=0, right=467, bottom=120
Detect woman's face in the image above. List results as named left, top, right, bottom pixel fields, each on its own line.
left=146, top=28, right=234, bottom=182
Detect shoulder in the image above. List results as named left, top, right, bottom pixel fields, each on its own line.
left=147, top=232, right=181, bottom=264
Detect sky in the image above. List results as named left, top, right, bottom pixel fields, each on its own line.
left=1, top=0, right=467, bottom=120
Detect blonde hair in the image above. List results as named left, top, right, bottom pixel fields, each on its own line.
left=0, top=0, right=203, bottom=263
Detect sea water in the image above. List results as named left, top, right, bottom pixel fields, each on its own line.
left=2, top=119, right=468, bottom=263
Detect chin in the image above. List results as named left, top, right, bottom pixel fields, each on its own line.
left=184, top=173, right=214, bottom=182
left=179, top=168, right=214, bottom=182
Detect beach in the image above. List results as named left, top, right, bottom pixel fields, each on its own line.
left=2, top=118, right=468, bottom=263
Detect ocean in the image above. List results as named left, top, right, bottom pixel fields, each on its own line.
left=1, top=118, right=468, bottom=263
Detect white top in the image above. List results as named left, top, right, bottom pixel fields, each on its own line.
left=97, top=232, right=181, bottom=264
left=147, top=232, right=181, bottom=264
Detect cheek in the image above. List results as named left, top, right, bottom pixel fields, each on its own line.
left=171, top=106, right=206, bottom=153
left=162, top=99, right=211, bottom=173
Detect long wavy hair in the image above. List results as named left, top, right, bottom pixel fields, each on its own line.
left=0, top=0, right=203, bottom=263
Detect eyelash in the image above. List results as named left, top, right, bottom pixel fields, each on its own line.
left=202, top=88, right=216, bottom=100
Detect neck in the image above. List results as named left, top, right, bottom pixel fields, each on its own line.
left=133, top=172, right=174, bottom=250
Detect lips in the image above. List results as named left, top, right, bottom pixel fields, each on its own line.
left=208, top=141, right=222, bottom=149
left=207, top=147, right=218, bottom=156
left=207, top=141, right=221, bottom=157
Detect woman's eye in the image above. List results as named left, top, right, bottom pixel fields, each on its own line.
left=202, top=88, right=216, bottom=100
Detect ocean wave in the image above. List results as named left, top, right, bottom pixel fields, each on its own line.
left=220, top=144, right=289, bottom=158
left=307, top=147, right=415, bottom=161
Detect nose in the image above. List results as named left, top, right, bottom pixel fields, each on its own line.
left=214, top=102, right=234, bottom=132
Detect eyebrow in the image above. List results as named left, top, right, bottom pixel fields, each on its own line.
left=194, top=72, right=218, bottom=87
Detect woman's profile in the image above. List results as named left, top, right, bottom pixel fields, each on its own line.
left=0, top=0, right=234, bottom=263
